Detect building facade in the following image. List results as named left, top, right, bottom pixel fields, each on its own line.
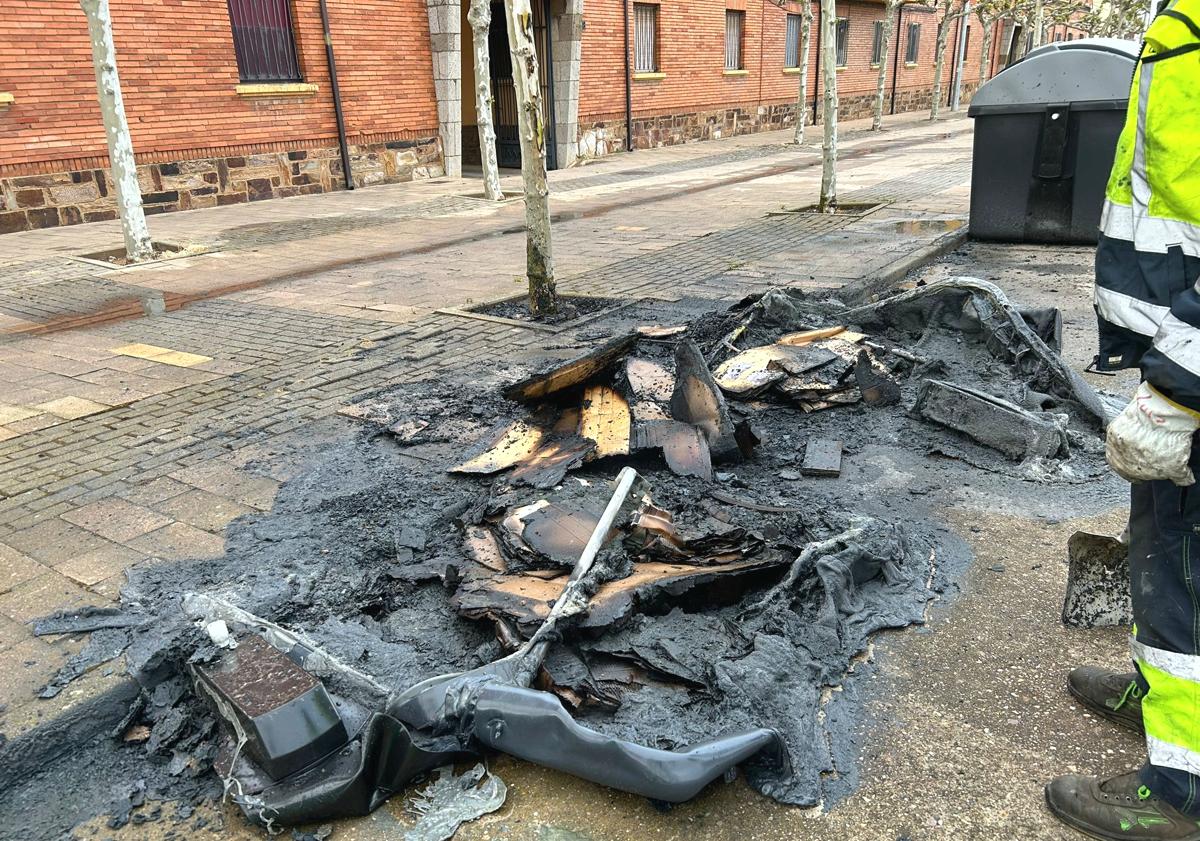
left=1, top=0, right=1003, bottom=233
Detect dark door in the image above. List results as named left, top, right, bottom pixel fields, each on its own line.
left=488, top=0, right=557, bottom=170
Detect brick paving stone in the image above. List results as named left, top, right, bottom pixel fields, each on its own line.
left=3, top=517, right=117, bottom=566
left=0, top=542, right=46, bottom=595
left=126, top=522, right=225, bottom=560
left=0, top=569, right=100, bottom=623
left=168, top=461, right=280, bottom=511
left=35, top=396, right=111, bottom=420
left=61, top=498, right=173, bottom=543
left=116, top=476, right=194, bottom=506
left=150, top=488, right=254, bottom=534
left=0, top=637, right=65, bottom=697
left=0, top=403, right=40, bottom=424
left=54, top=544, right=146, bottom=587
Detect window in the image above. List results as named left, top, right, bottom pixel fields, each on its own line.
left=963, top=24, right=970, bottom=59
left=786, top=13, right=803, bottom=68
left=725, top=10, right=745, bottom=70
left=871, top=20, right=885, bottom=65
left=905, top=22, right=921, bottom=63
left=226, top=0, right=302, bottom=83
left=835, top=18, right=849, bottom=67
left=634, top=4, right=659, bottom=72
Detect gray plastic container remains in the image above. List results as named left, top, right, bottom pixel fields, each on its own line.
left=967, top=38, right=1139, bottom=245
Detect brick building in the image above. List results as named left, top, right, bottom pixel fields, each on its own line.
left=1, top=0, right=1002, bottom=233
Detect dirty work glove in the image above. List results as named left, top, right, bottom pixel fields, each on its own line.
left=1106, top=382, right=1199, bottom=485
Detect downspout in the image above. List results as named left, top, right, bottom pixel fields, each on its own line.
left=812, top=0, right=821, bottom=125
left=623, top=0, right=633, bottom=151
left=888, top=3, right=902, bottom=114
left=319, top=0, right=354, bottom=189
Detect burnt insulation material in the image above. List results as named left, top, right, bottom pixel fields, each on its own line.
left=0, top=288, right=1128, bottom=838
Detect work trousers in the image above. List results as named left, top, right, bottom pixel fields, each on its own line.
left=1130, top=456, right=1200, bottom=815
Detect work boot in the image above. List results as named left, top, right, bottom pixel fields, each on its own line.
left=1068, top=666, right=1144, bottom=733
left=1045, top=771, right=1200, bottom=840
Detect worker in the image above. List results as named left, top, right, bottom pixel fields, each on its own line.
left=1044, top=2, right=1200, bottom=838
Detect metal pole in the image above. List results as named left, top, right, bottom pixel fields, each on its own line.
left=950, top=0, right=969, bottom=110
left=623, top=0, right=633, bottom=151
left=320, top=0, right=354, bottom=190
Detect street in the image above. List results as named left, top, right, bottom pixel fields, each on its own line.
left=0, top=114, right=1140, bottom=840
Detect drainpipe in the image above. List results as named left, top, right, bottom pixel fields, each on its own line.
left=319, top=0, right=354, bottom=190
left=888, top=3, right=902, bottom=114
left=623, top=0, right=633, bottom=151
left=812, top=0, right=822, bottom=125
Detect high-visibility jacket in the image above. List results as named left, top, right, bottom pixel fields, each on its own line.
left=1094, top=0, right=1200, bottom=410
left=1095, top=0, right=1200, bottom=793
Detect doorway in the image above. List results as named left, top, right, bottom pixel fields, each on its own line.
left=487, top=0, right=558, bottom=170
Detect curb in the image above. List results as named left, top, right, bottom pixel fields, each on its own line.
left=841, top=225, right=971, bottom=305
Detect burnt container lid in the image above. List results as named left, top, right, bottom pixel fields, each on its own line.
left=968, top=37, right=1140, bottom=115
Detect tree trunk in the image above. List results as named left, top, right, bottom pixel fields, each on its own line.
left=818, top=0, right=838, bottom=211
left=978, top=16, right=994, bottom=89
left=80, top=0, right=152, bottom=262
left=930, top=14, right=952, bottom=121
left=793, top=3, right=813, bottom=144
left=503, top=0, right=558, bottom=316
left=1031, top=0, right=1045, bottom=47
left=872, top=0, right=897, bottom=130
left=468, top=0, right=504, bottom=200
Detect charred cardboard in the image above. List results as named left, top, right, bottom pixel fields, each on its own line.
left=503, top=333, right=639, bottom=403
left=451, top=556, right=789, bottom=634
left=713, top=344, right=838, bottom=397
left=671, top=340, right=741, bottom=461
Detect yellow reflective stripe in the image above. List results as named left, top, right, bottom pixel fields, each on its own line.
left=1132, top=637, right=1200, bottom=683
left=1153, top=313, right=1200, bottom=379
left=1135, top=661, right=1200, bottom=765
left=1095, top=285, right=1170, bottom=337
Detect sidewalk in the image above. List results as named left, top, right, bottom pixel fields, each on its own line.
left=0, top=110, right=979, bottom=836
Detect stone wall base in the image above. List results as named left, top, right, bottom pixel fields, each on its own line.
left=0, top=137, right=443, bottom=234
left=579, top=82, right=980, bottom=161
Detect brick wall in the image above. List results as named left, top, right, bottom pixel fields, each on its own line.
left=0, top=0, right=443, bottom=230
left=578, top=0, right=994, bottom=154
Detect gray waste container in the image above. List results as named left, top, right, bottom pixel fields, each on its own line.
left=967, top=38, right=1139, bottom=244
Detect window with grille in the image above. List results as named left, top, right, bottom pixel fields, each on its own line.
left=835, top=18, right=849, bottom=67
left=871, top=20, right=885, bottom=65
left=634, top=4, right=659, bottom=73
left=725, top=10, right=745, bottom=70
left=226, top=0, right=303, bottom=83
left=786, top=13, right=803, bottom=68
left=905, top=22, right=921, bottom=63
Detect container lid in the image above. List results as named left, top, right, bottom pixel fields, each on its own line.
left=968, top=37, right=1139, bottom=115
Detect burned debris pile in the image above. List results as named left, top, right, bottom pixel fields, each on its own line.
left=13, top=278, right=1121, bottom=837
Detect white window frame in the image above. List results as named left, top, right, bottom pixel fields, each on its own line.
left=785, top=13, right=803, bottom=68
left=835, top=17, right=849, bottom=68
left=725, top=10, right=745, bottom=70
left=634, top=3, right=659, bottom=73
